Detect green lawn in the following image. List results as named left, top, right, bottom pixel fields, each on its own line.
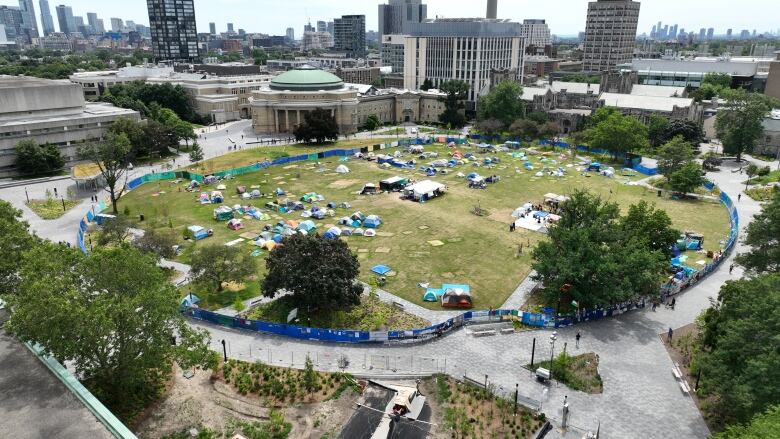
left=119, top=143, right=731, bottom=310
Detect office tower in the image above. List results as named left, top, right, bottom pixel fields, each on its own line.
left=333, top=15, right=366, bottom=58
left=739, top=29, right=750, bottom=39
left=520, top=19, right=551, bottom=47
left=662, top=24, right=668, bottom=39
left=126, top=20, right=135, bottom=30
left=0, top=6, right=24, bottom=39
left=55, top=4, right=76, bottom=34
left=726, top=28, right=732, bottom=38
left=707, top=28, right=714, bottom=40
left=651, top=25, right=656, bottom=38
left=227, top=22, right=234, bottom=33
left=316, top=20, right=326, bottom=32
left=285, top=27, right=294, bottom=41
left=378, top=0, right=427, bottom=41
left=87, top=12, right=98, bottom=33
left=0, top=24, right=6, bottom=42
left=327, top=21, right=334, bottom=35
left=38, top=0, right=54, bottom=35
left=18, top=0, right=38, bottom=38
left=209, top=22, right=215, bottom=34
left=110, top=17, right=123, bottom=32
left=486, top=0, right=497, bottom=19
left=96, top=18, right=104, bottom=34
left=74, top=15, right=83, bottom=29
left=304, top=22, right=314, bottom=33
left=582, top=0, right=641, bottom=72
left=147, top=0, right=199, bottom=62
left=669, top=24, right=678, bottom=39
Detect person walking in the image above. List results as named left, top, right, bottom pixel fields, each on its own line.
left=575, top=331, right=581, bottom=349
left=738, top=193, right=742, bottom=202
left=670, top=297, right=676, bottom=310
left=729, top=264, right=734, bottom=275
left=667, top=327, right=674, bottom=343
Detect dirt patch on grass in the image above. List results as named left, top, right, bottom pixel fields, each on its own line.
left=328, top=179, right=360, bottom=189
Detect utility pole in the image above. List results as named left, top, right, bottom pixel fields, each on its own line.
left=221, top=339, right=227, bottom=362
left=530, top=337, right=536, bottom=368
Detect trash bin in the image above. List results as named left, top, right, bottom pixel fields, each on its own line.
left=657, top=190, right=662, bottom=197
left=139, top=214, right=145, bottom=222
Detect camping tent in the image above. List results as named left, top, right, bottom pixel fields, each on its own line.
left=180, top=294, right=201, bottom=308
left=441, top=287, right=473, bottom=309
left=187, top=225, right=210, bottom=241
left=361, top=183, right=379, bottom=195
left=363, top=229, right=377, bottom=237
left=364, top=215, right=382, bottom=229
left=404, top=180, right=446, bottom=202
left=216, top=184, right=227, bottom=191
left=227, top=219, right=244, bottom=230
left=326, top=227, right=342, bottom=237
left=423, top=288, right=444, bottom=302
left=380, top=176, right=408, bottom=192
left=298, top=220, right=316, bottom=233
left=199, top=193, right=211, bottom=204
left=336, top=165, right=350, bottom=174
left=213, top=206, right=234, bottom=221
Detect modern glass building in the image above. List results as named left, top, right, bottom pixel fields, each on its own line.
left=147, top=0, right=199, bottom=62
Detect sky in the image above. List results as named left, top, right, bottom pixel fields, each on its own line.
left=17, top=0, right=779, bottom=37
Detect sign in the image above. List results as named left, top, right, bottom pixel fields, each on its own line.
left=287, top=308, right=298, bottom=324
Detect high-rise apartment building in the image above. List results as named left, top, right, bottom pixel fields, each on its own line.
left=327, top=21, right=334, bottom=35
left=582, top=0, right=641, bottom=73
left=86, top=13, right=103, bottom=34
left=227, top=22, right=234, bottom=33
left=209, top=22, right=215, bottom=34
left=707, top=28, right=714, bottom=40
left=147, top=0, right=199, bottom=62
left=110, top=17, right=123, bottom=32
left=316, top=20, right=326, bottom=33
left=333, top=15, right=366, bottom=58
left=285, top=27, right=294, bottom=41
left=54, top=4, right=76, bottom=34
left=0, top=6, right=24, bottom=39
left=38, top=0, right=54, bottom=35
left=377, top=0, right=427, bottom=41
left=520, top=19, right=551, bottom=48
left=18, top=0, right=38, bottom=38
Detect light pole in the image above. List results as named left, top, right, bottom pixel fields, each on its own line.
left=549, top=331, right=558, bottom=381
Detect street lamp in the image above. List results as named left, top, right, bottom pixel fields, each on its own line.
left=549, top=331, right=558, bottom=381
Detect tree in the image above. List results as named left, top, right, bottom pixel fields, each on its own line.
left=585, top=111, right=650, bottom=157
left=362, top=114, right=381, bottom=131
left=134, top=228, right=178, bottom=260
left=474, top=118, right=504, bottom=135
left=0, top=200, right=38, bottom=297
left=736, top=191, right=780, bottom=274
left=438, top=80, right=469, bottom=129
left=96, top=216, right=132, bottom=246
left=420, top=78, right=434, bottom=91
left=526, top=111, right=549, bottom=125
left=744, top=164, right=759, bottom=191
left=702, top=72, right=732, bottom=90
left=478, top=81, right=524, bottom=128
left=531, top=191, right=669, bottom=307
left=668, top=161, right=706, bottom=195
left=712, top=405, right=780, bottom=439
left=262, top=234, right=362, bottom=313
left=102, top=81, right=203, bottom=123
left=585, top=107, right=620, bottom=129
left=537, top=122, right=560, bottom=141
left=509, top=119, right=539, bottom=141
left=107, top=117, right=146, bottom=159
left=294, top=108, right=339, bottom=144
left=662, top=119, right=705, bottom=146
left=190, top=245, right=254, bottom=293
left=303, top=355, right=319, bottom=392
left=144, top=120, right=183, bottom=157
left=252, top=48, right=268, bottom=65
left=15, top=139, right=65, bottom=176
left=716, top=89, right=779, bottom=162
left=697, top=274, right=780, bottom=426
left=619, top=200, right=680, bottom=257
left=648, top=115, right=670, bottom=148
left=189, top=142, right=204, bottom=163
left=4, top=244, right=211, bottom=418
left=79, top=133, right=131, bottom=215
left=657, top=136, right=696, bottom=178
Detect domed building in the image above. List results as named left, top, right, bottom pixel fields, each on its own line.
left=250, top=65, right=446, bottom=135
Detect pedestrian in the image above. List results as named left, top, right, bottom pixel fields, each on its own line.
left=668, top=327, right=673, bottom=342
left=652, top=300, right=657, bottom=312
left=575, top=331, right=581, bottom=349
left=729, top=264, right=734, bottom=275
left=671, top=298, right=676, bottom=310
left=738, top=193, right=742, bottom=202
left=53, top=187, right=58, bottom=197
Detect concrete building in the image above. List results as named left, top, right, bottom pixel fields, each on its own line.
left=18, top=0, right=38, bottom=39
left=250, top=66, right=445, bottom=134
left=520, top=19, right=551, bottom=55
left=582, top=0, right=641, bottom=72
left=0, top=76, right=140, bottom=177
left=524, top=56, right=560, bottom=77
left=109, top=17, right=122, bottom=32
left=86, top=13, right=103, bottom=34
left=38, top=31, right=70, bottom=50
left=147, top=0, right=199, bottom=62
left=764, top=51, right=780, bottom=100
left=39, top=0, right=54, bottom=36
left=209, top=22, right=215, bottom=35
left=335, top=66, right=381, bottom=85
left=623, top=57, right=770, bottom=90
left=0, top=6, right=24, bottom=41
left=756, top=110, right=780, bottom=158
left=333, top=15, right=366, bottom=58
left=402, top=18, right=524, bottom=112
left=598, top=92, right=701, bottom=123
left=378, top=0, right=427, bottom=41
left=54, top=4, right=75, bottom=34
left=285, top=27, right=294, bottom=42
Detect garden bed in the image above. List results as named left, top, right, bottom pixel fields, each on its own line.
left=526, top=352, right=603, bottom=394
left=26, top=197, right=79, bottom=220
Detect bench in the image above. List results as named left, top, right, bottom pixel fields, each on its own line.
left=472, top=329, right=497, bottom=337
left=672, top=363, right=691, bottom=395
left=672, top=367, right=683, bottom=380
left=678, top=380, right=691, bottom=395
left=392, top=301, right=405, bottom=309
left=500, top=328, right=515, bottom=334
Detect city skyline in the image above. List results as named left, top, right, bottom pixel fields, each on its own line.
left=1, top=0, right=776, bottom=37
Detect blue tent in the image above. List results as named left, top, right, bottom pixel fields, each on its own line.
left=272, top=234, right=284, bottom=243
left=180, top=294, right=201, bottom=308
left=364, top=215, right=382, bottom=229
left=423, top=288, right=443, bottom=302
left=298, top=220, right=316, bottom=233
left=372, top=265, right=392, bottom=275
left=324, top=231, right=339, bottom=240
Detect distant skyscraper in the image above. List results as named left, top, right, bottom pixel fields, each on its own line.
left=520, top=19, right=551, bottom=48
left=285, top=27, right=294, bottom=41
left=0, top=6, right=24, bottom=39
left=147, top=0, right=199, bottom=62
left=38, top=0, right=54, bottom=35
left=726, top=28, right=732, bottom=38
left=582, top=0, right=640, bottom=72
left=227, top=22, right=233, bottom=33
left=209, top=22, right=215, bottom=34
left=333, top=15, right=366, bottom=58
left=699, top=28, right=706, bottom=40
left=54, top=4, right=76, bottom=34
left=327, top=21, right=334, bottom=35
left=316, top=20, right=326, bottom=32
left=126, top=20, right=136, bottom=30
left=377, top=0, right=427, bottom=41
left=486, top=0, right=497, bottom=19
left=651, top=25, right=657, bottom=38
left=304, top=22, right=314, bottom=33
left=18, top=0, right=38, bottom=38
left=110, top=17, right=123, bottom=32
left=707, top=28, right=714, bottom=40
left=669, top=24, right=678, bottom=39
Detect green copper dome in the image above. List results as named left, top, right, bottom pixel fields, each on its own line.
left=270, top=65, right=344, bottom=91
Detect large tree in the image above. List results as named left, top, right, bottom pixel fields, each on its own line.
left=736, top=190, right=780, bottom=274
left=190, top=244, right=254, bottom=293
left=294, top=108, right=340, bottom=144
left=716, top=89, right=779, bottom=162
left=531, top=191, right=670, bottom=308
left=662, top=119, right=705, bottom=146
left=648, top=114, right=670, bottom=148
left=102, top=81, right=203, bottom=123
left=478, top=81, right=524, bottom=129
left=438, top=80, right=470, bottom=129
left=79, top=132, right=132, bottom=214
left=697, top=274, right=780, bottom=427
left=0, top=200, right=38, bottom=297
left=712, top=405, right=780, bottom=439
left=657, top=136, right=697, bottom=178
left=14, top=139, right=65, bottom=176
left=668, top=161, right=707, bottom=195
left=618, top=200, right=680, bottom=257
left=4, top=244, right=211, bottom=419
left=262, top=234, right=362, bottom=313
left=585, top=110, right=649, bottom=157
left=509, top=119, right=539, bottom=141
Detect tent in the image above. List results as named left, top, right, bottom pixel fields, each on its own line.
left=371, top=265, right=392, bottom=275
left=199, top=193, right=211, bottom=204
left=351, top=211, right=366, bottom=222
left=364, top=215, right=382, bottom=229
left=204, top=175, right=217, bottom=185
left=210, top=191, right=222, bottom=203
left=187, top=225, right=210, bottom=241
left=339, top=216, right=352, bottom=226
left=423, top=288, right=444, bottom=302
left=339, top=202, right=351, bottom=209
left=276, top=188, right=286, bottom=196
left=353, top=228, right=365, bottom=236
left=250, top=189, right=262, bottom=198
left=213, top=206, right=234, bottom=221
left=441, top=287, right=473, bottom=309
left=323, top=230, right=340, bottom=240
left=272, top=234, right=284, bottom=243
left=227, top=219, right=244, bottom=230
left=336, top=165, right=350, bottom=174
left=326, top=227, right=342, bottom=237
left=327, top=202, right=337, bottom=209
left=588, top=162, right=601, bottom=172
left=236, top=186, right=246, bottom=194
left=404, top=180, right=446, bottom=202
left=512, top=203, right=533, bottom=218
left=341, top=228, right=353, bottom=236
left=217, top=184, right=227, bottom=191
left=298, top=220, right=316, bottom=233
left=180, top=294, right=201, bottom=308
left=364, top=229, right=377, bottom=237
left=361, top=183, right=379, bottom=195
left=380, top=176, right=408, bottom=192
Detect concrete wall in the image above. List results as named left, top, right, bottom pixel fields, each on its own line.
left=0, top=80, right=84, bottom=118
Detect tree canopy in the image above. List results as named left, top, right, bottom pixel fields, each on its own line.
left=438, top=80, right=470, bottom=129
left=79, top=132, right=132, bottom=214
left=736, top=190, right=780, bottom=274
left=0, top=200, right=38, bottom=297
left=4, top=244, right=211, bottom=419
left=262, top=234, right=362, bottom=313
left=190, top=245, right=254, bottom=293
left=478, top=81, right=524, bottom=129
left=14, top=139, right=65, bottom=177
left=294, top=108, right=340, bottom=144
left=668, top=161, right=707, bottom=195
left=648, top=115, right=671, bottom=148
left=101, top=81, right=204, bottom=124
left=716, top=89, right=779, bottom=161
left=712, top=405, right=780, bottom=439
left=584, top=109, right=649, bottom=156
left=531, top=191, right=674, bottom=307
left=657, top=136, right=697, bottom=178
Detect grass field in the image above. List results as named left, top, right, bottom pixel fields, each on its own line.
left=119, top=142, right=731, bottom=311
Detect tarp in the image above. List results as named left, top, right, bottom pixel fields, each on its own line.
left=372, top=265, right=392, bottom=275
left=336, top=165, right=350, bottom=174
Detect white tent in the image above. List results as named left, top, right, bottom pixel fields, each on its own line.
left=405, top=180, right=446, bottom=201
left=336, top=165, right=350, bottom=174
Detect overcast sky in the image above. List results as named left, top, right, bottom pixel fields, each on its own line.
left=21, top=0, right=779, bottom=37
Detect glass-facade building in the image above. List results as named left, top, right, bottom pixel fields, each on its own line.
left=147, top=0, right=199, bottom=62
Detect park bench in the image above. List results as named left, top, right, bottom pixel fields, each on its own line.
left=472, top=329, right=497, bottom=337
left=392, top=301, right=405, bottom=309
left=500, top=327, right=515, bottom=334
left=672, top=363, right=691, bottom=395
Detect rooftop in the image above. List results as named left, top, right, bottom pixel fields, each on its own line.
left=600, top=93, right=695, bottom=112
left=269, top=65, right=344, bottom=91
left=630, top=84, right=687, bottom=97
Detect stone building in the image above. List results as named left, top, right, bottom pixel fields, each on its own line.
left=0, top=76, right=140, bottom=177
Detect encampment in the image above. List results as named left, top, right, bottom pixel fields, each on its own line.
left=364, top=215, right=382, bottom=229
left=380, top=176, right=408, bottom=192
left=441, top=286, right=473, bottom=309
left=336, top=165, right=350, bottom=174
left=186, top=225, right=211, bottom=241
left=213, top=206, right=234, bottom=221
left=404, top=180, right=446, bottom=202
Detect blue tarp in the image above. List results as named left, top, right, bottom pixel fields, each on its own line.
left=371, top=265, right=392, bottom=275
